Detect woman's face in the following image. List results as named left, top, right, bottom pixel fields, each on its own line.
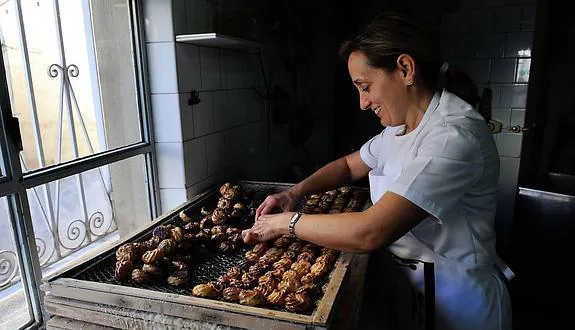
left=347, top=51, right=409, bottom=127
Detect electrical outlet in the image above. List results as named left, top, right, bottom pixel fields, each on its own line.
left=487, top=119, right=503, bottom=134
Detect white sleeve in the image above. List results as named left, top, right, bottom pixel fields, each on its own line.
left=359, top=130, right=385, bottom=169
left=387, top=125, right=484, bottom=222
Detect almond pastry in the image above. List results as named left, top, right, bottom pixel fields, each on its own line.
left=219, top=183, right=232, bottom=196
left=222, top=286, right=242, bottom=302
left=211, top=208, right=228, bottom=225
left=218, top=241, right=236, bottom=253
left=199, top=216, right=214, bottom=230
left=184, top=222, right=201, bottom=234
left=217, top=198, right=232, bottom=211
left=281, top=251, right=297, bottom=260
left=192, top=283, right=219, bottom=298
left=157, top=238, right=176, bottom=255
left=282, top=270, right=301, bottom=281
left=152, top=225, right=170, bottom=240
left=285, top=292, right=312, bottom=312
left=267, top=289, right=287, bottom=305
left=167, top=270, right=189, bottom=286
left=291, top=261, right=311, bottom=277
left=296, top=251, right=315, bottom=263
left=114, top=260, right=133, bottom=280
left=141, top=249, right=164, bottom=264
left=251, top=242, right=268, bottom=256
left=272, top=258, right=292, bottom=270
left=238, top=289, right=264, bottom=306
left=179, top=210, right=192, bottom=222
left=170, top=227, right=184, bottom=243
left=300, top=273, right=318, bottom=285
left=278, top=278, right=300, bottom=293
left=141, top=263, right=163, bottom=277
left=241, top=272, right=258, bottom=288
left=273, top=236, right=291, bottom=248
left=131, top=268, right=153, bottom=283
left=244, top=251, right=260, bottom=263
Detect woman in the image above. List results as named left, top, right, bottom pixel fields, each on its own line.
left=242, top=12, right=512, bottom=330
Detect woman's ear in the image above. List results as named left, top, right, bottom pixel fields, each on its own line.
left=396, top=54, right=416, bottom=86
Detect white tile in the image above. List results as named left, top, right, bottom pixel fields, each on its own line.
left=496, top=133, right=523, bottom=157
left=155, top=142, right=185, bottom=188
left=186, top=171, right=225, bottom=198
left=442, top=11, right=470, bottom=32
left=453, top=36, right=469, bottom=58
left=505, top=32, right=533, bottom=57
left=212, top=90, right=226, bottom=131
left=224, top=122, right=264, bottom=163
left=469, top=8, right=495, bottom=32
left=490, top=59, right=516, bottom=83
left=183, top=137, right=208, bottom=186
left=160, top=188, right=187, bottom=214
left=144, top=0, right=174, bottom=42
left=199, top=47, right=221, bottom=90
left=481, top=84, right=502, bottom=108
left=151, top=93, right=182, bottom=142
left=467, top=33, right=506, bottom=58
left=462, top=60, right=491, bottom=84
left=498, top=156, right=521, bottom=190
left=172, top=0, right=187, bottom=35
left=500, top=84, right=528, bottom=108
left=147, top=42, right=178, bottom=94
left=191, top=91, right=214, bottom=137
left=245, top=89, right=263, bottom=123
left=491, top=108, right=512, bottom=127
left=205, top=0, right=217, bottom=32
left=229, top=90, right=246, bottom=127
left=251, top=54, right=264, bottom=89
left=178, top=92, right=195, bottom=141
left=508, top=0, right=536, bottom=5
left=175, top=43, right=202, bottom=93
left=515, top=58, right=531, bottom=83
left=226, top=51, right=244, bottom=89
left=441, top=34, right=457, bottom=61
left=520, top=5, right=536, bottom=31
left=495, top=6, right=521, bottom=32
left=184, top=0, right=209, bottom=33
left=510, top=109, right=526, bottom=127
left=220, top=50, right=229, bottom=89
left=465, top=0, right=505, bottom=8
left=240, top=53, right=256, bottom=88
left=206, top=132, right=225, bottom=175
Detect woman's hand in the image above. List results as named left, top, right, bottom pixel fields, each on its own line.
left=242, top=212, right=293, bottom=244
left=255, top=189, right=299, bottom=220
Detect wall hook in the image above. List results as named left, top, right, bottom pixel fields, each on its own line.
left=188, top=89, right=201, bottom=106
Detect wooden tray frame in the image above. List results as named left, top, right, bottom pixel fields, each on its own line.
left=41, top=181, right=371, bottom=329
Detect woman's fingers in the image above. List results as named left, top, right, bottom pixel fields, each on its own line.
left=241, top=216, right=278, bottom=244
left=256, top=196, right=278, bottom=220
left=241, top=230, right=259, bottom=244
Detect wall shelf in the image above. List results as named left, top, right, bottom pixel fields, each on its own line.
left=175, top=33, right=265, bottom=50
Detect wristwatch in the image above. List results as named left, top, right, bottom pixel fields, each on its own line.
left=289, top=212, right=303, bottom=239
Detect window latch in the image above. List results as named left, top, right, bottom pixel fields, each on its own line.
left=6, top=115, right=23, bottom=151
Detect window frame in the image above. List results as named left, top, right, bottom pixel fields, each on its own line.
left=0, top=1, right=159, bottom=328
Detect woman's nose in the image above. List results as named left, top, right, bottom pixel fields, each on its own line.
left=360, top=96, right=371, bottom=111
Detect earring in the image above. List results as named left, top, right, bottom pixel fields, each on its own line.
left=407, top=80, right=413, bottom=86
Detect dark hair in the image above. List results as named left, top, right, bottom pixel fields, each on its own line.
left=338, top=12, right=480, bottom=107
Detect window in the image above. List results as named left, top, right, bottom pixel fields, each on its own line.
left=0, top=1, right=156, bottom=329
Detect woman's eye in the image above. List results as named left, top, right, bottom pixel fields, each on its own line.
left=361, top=86, right=369, bottom=93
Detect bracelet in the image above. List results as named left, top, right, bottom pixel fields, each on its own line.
left=289, top=212, right=303, bottom=239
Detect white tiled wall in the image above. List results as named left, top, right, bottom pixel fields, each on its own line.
left=144, top=0, right=270, bottom=213
left=441, top=0, right=536, bottom=249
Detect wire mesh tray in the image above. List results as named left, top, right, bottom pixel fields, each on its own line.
left=44, top=180, right=371, bottom=327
